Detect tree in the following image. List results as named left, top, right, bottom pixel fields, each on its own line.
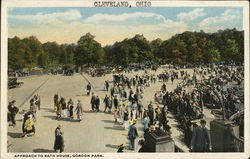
left=224, top=39, right=240, bottom=62
left=74, top=33, right=105, bottom=67
left=150, top=38, right=163, bottom=62
left=22, top=36, right=44, bottom=67
left=8, top=36, right=28, bottom=69
left=202, top=40, right=221, bottom=63
left=59, top=48, right=67, bottom=64
left=43, top=42, right=61, bottom=65
left=37, top=53, right=48, bottom=68
left=8, top=29, right=244, bottom=69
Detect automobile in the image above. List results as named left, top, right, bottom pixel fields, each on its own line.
left=62, top=66, right=74, bottom=76
left=104, top=67, right=113, bottom=74
left=8, top=77, right=24, bottom=89
left=112, top=68, right=123, bottom=74
left=64, top=69, right=74, bottom=76
left=151, top=65, right=158, bottom=71
left=92, top=68, right=105, bottom=77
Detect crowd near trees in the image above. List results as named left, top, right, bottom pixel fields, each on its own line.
left=8, top=28, right=244, bottom=70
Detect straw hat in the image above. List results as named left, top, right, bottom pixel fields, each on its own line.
left=132, top=119, right=137, bottom=124
left=118, top=144, right=124, bottom=148
left=149, top=125, right=156, bottom=131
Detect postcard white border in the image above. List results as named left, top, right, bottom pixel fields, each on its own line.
left=1, top=1, right=249, bottom=159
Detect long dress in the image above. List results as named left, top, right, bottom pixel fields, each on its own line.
left=24, top=117, right=35, bottom=134
left=117, top=106, right=124, bottom=124
left=123, top=110, right=130, bottom=129
left=130, top=104, right=137, bottom=120
left=54, top=127, right=64, bottom=152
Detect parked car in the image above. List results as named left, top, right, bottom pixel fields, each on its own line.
left=92, top=68, right=105, bottom=77
left=8, top=77, right=23, bottom=89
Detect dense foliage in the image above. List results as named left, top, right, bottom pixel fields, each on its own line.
left=8, top=29, right=244, bottom=70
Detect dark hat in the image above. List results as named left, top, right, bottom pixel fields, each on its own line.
left=138, top=139, right=145, bottom=145
left=200, top=119, right=206, bottom=124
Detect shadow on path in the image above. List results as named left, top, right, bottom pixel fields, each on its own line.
left=104, top=126, right=124, bottom=131
left=101, top=120, right=115, bottom=123
left=76, top=94, right=88, bottom=97
left=105, top=144, right=130, bottom=151
left=33, top=148, right=55, bottom=153
left=43, top=115, right=80, bottom=122
left=83, top=110, right=99, bottom=114
left=42, top=108, right=55, bottom=113
left=8, top=132, right=23, bottom=138
left=105, top=144, right=117, bottom=149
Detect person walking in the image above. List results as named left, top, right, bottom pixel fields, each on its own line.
left=130, top=101, right=137, bottom=120
left=8, top=100, right=18, bottom=126
left=95, top=96, right=100, bottom=112
left=61, top=99, right=67, bottom=118
left=56, top=96, right=62, bottom=119
left=30, top=97, right=36, bottom=114
left=142, top=113, right=150, bottom=132
left=190, top=119, right=211, bottom=152
left=67, top=99, right=74, bottom=119
left=54, top=125, right=64, bottom=153
left=21, top=114, right=35, bottom=137
left=86, top=82, right=91, bottom=96
left=147, top=104, right=154, bottom=126
left=117, top=104, right=124, bottom=124
left=123, top=106, right=130, bottom=130
left=128, top=120, right=139, bottom=150
left=34, top=94, right=41, bottom=110
left=90, top=93, right=96, bottom=111
left=113, top=95, right=119, bottom=110
left=137, top=101, right=143, bottom=118
left=103, top=95, right=109, bottom=112
left=105, top=81, right=109, bottom=91
left=54, top=94, right=59, bottom=111
left=75, top=100, right=83, bottom=122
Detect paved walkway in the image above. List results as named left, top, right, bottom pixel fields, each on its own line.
left=7, top=68, right=216, bottom=152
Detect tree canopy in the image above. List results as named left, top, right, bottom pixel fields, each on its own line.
left=8, top=28, right=244, bottom=70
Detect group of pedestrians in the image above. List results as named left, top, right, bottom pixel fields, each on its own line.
left=116, top=64, right=242, bottom=152
left=8, top=63, right=243, bottom=153
left=53, top=94, right=83, bottom=121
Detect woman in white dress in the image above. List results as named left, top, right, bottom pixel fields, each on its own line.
left=130, top=101, right=137, bottom=120
left=117, top=104, right=125, bottom=124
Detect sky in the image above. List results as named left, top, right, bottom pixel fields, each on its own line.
left=8, top=7, right=243, bottom=46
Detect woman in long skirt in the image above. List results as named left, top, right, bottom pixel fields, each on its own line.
left=117, top=104, right=124, bottom=124
left=123, top=106, right=130, bottom=130
left=67, top=99, right=74, bottom=119
left=54, top=125, right=64, bottom=153
left=130, top=101, right=137, bottom=120
left=22, top=114, right=35, bottom=137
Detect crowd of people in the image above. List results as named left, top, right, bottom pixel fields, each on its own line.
left=7, top=63, right=244, bottom=153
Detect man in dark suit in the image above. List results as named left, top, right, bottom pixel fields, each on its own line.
left=90, top=93, right=96, bottom=111
left=147, top=103, right=154, bottom=126
left=113, top=95, right=118, bottom=110
left=190, top=119, right=211, bottom=152
left=95, top=96, right=100, bottom=112
left=86, top=82, right=91, bottom=96
left=128, top=120, right=139, bottom=150
left=8, top=100, right=18, bottom=126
